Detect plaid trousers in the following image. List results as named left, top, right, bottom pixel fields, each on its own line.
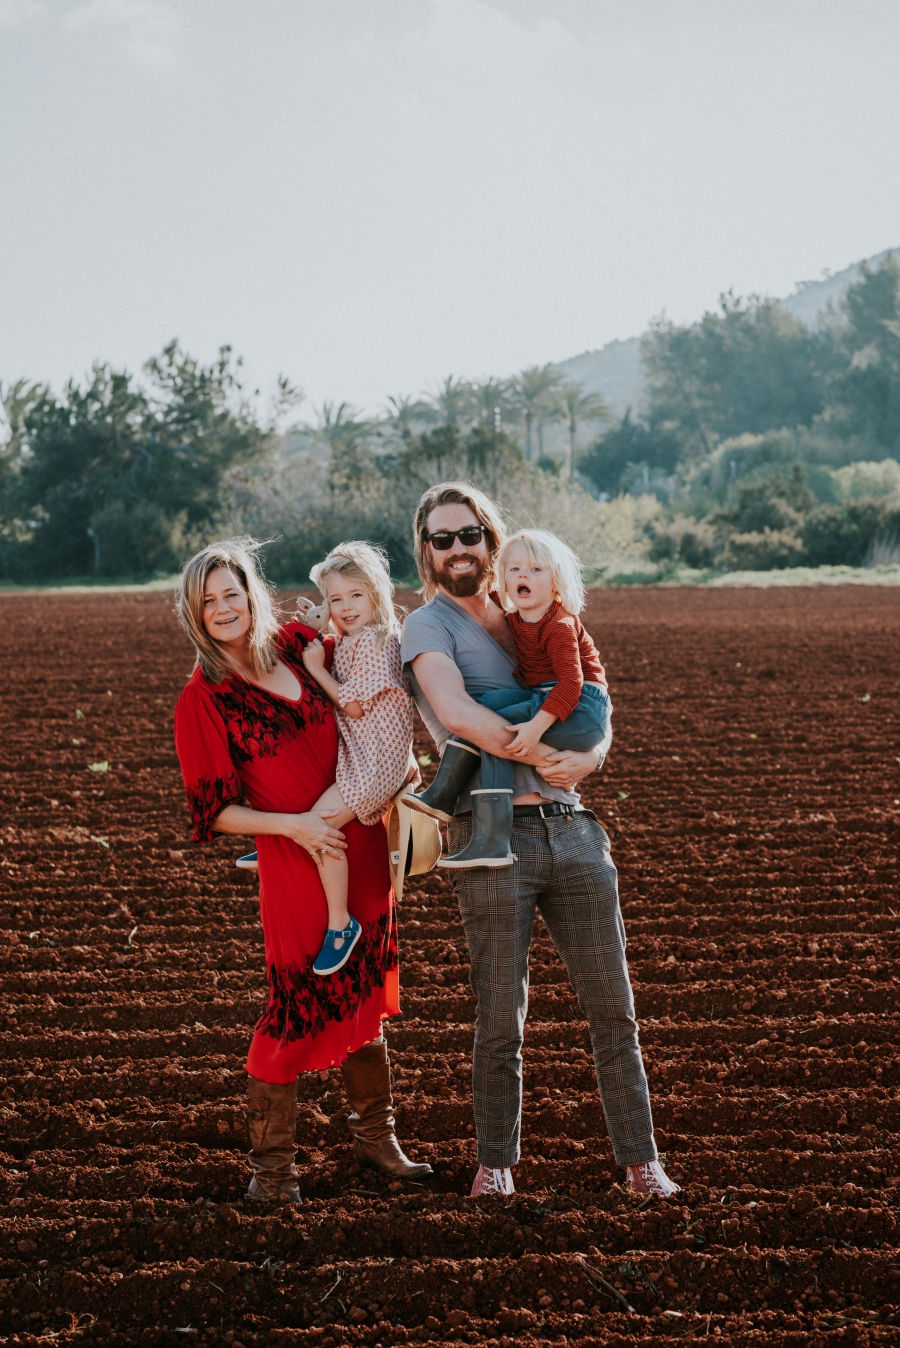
left=447, top=809, right=658, bottom=1169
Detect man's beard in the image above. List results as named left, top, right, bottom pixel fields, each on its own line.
left=435, top=553, right=489, bottom=598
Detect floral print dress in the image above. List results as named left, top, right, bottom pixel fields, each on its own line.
left=331, top=626, right=415, bottom=826
left=173, top=621, right=399, bottom=1083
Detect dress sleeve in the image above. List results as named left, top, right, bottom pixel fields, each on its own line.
left=540, top=616, right=585, bottom=723
left=173, top=677, right=242, bottom=844
left=278, top=620, right=335, bottom=673
left=337, top=631, right=406, bottom=710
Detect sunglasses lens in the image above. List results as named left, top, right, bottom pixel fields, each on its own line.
left=427, top=525, right=483, bottom=549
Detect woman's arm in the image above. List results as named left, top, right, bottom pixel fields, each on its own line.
left=301, top=639, right=363, bottom=719
left=213, top=803, right=348, bottom=856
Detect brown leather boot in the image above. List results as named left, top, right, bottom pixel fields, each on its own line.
left=340, top=1039, right=433, bottom=1180
left=244, top=1076, right=302, bottom=1203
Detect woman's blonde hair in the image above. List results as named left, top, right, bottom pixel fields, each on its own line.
left=412, top=481, right=507, bottom=600
left=497, top=529, right=586, bottom=616
left=309, top=541, right=399, bottom=648
left=176, top=536, right=281, bottom=684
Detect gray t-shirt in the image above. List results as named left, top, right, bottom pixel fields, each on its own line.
left=401, top=591, right=579, bottom=813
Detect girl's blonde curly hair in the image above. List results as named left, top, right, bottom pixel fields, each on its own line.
left=310, top=541, right=400, bottom=648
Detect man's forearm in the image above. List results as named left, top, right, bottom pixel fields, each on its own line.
left=440, top=694, right=555, bottom=769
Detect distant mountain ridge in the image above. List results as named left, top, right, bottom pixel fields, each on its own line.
left=555, top=247, right=899, bottom=419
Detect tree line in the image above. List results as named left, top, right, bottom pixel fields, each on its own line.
left=0, top=350, right=612, bottom=581
left=2, top=254, right=898, bottom=581
left=581, top=254, right=900, bottom=570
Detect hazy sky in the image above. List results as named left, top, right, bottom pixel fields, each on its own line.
left=2, top=0, right=899, bottom=416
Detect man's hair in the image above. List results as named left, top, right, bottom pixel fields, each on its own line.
left=498, top=529, right=586, bottom=615
left=413, top=481, right=507, bottom=600
left=309, top=540, right=399, bottom=648
left=176, top=536, right=281, bottom=684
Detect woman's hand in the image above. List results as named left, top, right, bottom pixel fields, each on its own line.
left=280, top=809, right=347, bottom=861
left=301, top=638, right=327, bottom=675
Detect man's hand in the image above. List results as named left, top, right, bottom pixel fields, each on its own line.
left=301, top=638, right=327, bottom=675
left=537, top=745, right=603, bottom=791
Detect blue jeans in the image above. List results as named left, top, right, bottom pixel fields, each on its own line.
left=473, top=682, right=612, bottom=791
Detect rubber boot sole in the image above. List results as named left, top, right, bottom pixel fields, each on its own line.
left=402, top=793, right=454, bottom=823
left=438, top=853, right=516, bottom=869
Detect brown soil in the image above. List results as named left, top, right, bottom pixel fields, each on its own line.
left=1, top=585, right=898, bottom=1346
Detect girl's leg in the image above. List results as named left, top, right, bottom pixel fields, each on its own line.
left=310, top=784, right=357, bottom=944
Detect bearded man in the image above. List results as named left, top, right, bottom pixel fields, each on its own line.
left=400, top=481, right=680, bottom=1199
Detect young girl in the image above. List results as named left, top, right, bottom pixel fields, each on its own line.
left=299, top=542, right=415, bottom=973
left=405, top=528, right=611, bottom=868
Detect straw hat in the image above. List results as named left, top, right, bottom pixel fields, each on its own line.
left=385, top=789, right=442, bottom=901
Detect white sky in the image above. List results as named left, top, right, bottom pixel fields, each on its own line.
left=2, top=0, right=899, bottom=417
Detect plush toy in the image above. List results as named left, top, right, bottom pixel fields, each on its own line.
left=295, top=597, right=328, bottom=632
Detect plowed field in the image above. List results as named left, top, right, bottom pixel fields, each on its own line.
left=1, top=585, right=899, bottom=1347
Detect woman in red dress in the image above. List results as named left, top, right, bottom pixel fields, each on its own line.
left=173, top=537, right=430, bottom=1202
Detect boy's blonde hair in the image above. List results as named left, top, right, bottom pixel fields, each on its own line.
left=176, top=536, right=281, bottom=684
left=497, top=529, right=586, bottom=616
left=310, top=541, right=399, bottom=647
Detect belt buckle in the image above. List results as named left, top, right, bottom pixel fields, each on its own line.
left=538, top=803, right=552, bottom=820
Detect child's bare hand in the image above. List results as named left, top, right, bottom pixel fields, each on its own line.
left=506, top=720, right=544, bottom=758
left=301, top=638, right=327, bottom=673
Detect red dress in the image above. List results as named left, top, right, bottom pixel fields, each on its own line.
left=173, top=620, right=400, bottom=1083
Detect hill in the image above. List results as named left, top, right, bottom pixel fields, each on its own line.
left=556, top=246, right=899, bottom=418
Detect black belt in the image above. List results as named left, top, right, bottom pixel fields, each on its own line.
left=513, top=802, right=581, bottom=819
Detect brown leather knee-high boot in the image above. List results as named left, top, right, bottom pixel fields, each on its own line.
left=244, top=1076, right=302, bottom=1203
left=340, top=1039, right=433, bottom=1180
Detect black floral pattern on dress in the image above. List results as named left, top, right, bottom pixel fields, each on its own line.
left=256, top=910, right=400, bottom=1043
left=211, top=634, right=331, bottom=766
left=187, top=773, right=242, bottom=844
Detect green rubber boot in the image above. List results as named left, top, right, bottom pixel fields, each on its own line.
left=404, top=740, right=481, bottom=823
left=438, top=788, right=516, bottom=869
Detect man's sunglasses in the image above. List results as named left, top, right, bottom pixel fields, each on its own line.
left=424, top=525, right=487, bottom=550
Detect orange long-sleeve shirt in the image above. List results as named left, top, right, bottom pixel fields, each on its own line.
left=506, top=601, right=606, bottom=722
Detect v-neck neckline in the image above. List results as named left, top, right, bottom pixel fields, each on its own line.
left=433, top=591, right=515, bottom=668
left=230, top=660, right=304, bottom=705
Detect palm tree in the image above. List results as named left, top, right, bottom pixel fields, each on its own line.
left=560, top=384, right=612, bottom=478
left=384, top=394, right=432, bottom=434
left=512, top=365, right=565, bottom=461
left=469, top=378, right=516, bottom=429
left=425, top=376, right=474, bottom=428
left=306, top=402, right=375, bottom=489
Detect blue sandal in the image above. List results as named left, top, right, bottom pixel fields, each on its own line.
left=236, top=852, right=258, bottom=870
left=313, top=916, right=362, bottom=975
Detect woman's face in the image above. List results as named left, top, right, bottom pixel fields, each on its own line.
left=202, top=567, right=251, bottom=645
left=324, top=573, right=374, bottom=637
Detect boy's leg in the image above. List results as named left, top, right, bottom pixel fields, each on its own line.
left=310, top=784, right=356, bottom=939
left=446, top=815, right=547, bottom=1167
left=540, top=686, right=613, bottom=756
left=536, top=811, right=657, bottom=1167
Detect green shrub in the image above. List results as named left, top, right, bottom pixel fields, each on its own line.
left=800, top=499, right=900, bottom=567
left=721, top=528, right=804, bottom=570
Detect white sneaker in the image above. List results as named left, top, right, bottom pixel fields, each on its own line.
left=470, top=1164, right=515, bottom=1196
left=626, top=1161, right=681, bottom=1198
